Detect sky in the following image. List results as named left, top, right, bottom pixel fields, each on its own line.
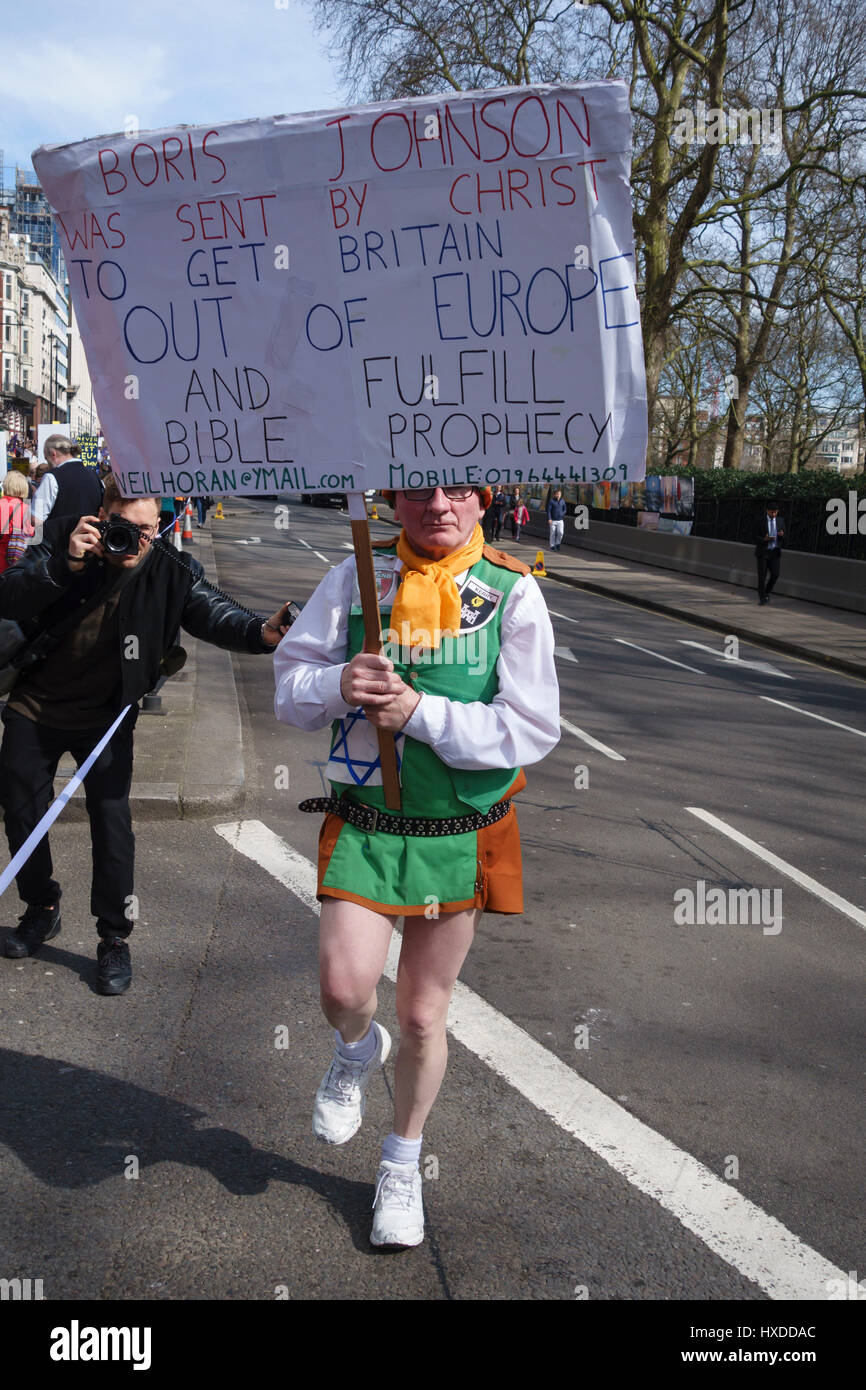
left=2, top=0, right=346, bottom=175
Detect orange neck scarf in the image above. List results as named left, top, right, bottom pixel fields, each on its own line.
left=391, top=524, right=485, bottom=649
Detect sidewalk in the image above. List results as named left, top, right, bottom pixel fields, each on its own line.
left=58, top=526, right=244, bottom=822
left=507, top=522, right=866, bottom=680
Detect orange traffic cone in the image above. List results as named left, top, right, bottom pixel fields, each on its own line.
left=172, top=513, right=182, bottom=551
left=182, top=500, right=194, bottom=545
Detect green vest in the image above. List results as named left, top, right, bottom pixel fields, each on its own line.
left=329, top=545, right=525, bottom=818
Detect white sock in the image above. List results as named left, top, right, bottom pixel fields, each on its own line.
left=381, top=1132, right=422, bottom=1166
left=335, top=1022, right=377, bottom=1063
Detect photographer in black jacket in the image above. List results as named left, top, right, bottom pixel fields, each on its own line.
left=0, top=475, right=293, bottom=994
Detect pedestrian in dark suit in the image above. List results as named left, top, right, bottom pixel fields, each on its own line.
left=754, top=503, right=785, bottom=604
left=488, top=489, right=507, bottom=541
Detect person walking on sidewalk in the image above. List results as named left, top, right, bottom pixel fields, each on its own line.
left=754, top=502, right=786, bottom=605
left=488, top=488, right=507, bottom=541
left=546, top=488, right=567, bottom=551
left=273, top=483, right=559, bottom=1249
left=0, top=474, right=295, bottom=995
left=508, top=487, right=522, bottom=539
left=511, top=495, right=529, bottom=542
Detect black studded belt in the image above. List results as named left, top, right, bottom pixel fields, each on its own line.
left=298, top=794, right=513, bottom=837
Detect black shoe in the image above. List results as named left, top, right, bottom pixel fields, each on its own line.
left=96, top=938, right=132, bottom=995
left=4, top=904, right=61, bottom=958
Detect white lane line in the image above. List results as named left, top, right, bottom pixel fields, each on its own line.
left=679, top=641, right=794, bottom=680
left=548, top=609, right=581, bottom=624
left=341, top=542, right=355, bottom=550
left=216, top=820, right=320, bottom=913
left=613, top=637, right=703, bottom=674
left=686, top=807, right=866, bottom=932
left=760, top=697, right=866, bottom=740
left=553, top=646, right=579, bottom=665
left=297, top=538, right=312, bottom=549
left=559, top=715, right=625, bottom=761
left=313, top=550, right=333, bottom=566
left=214, top=818, right=846, bottom=1300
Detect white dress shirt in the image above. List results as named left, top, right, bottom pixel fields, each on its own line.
left=31, top=462, right=65, bottom=523
left=274, top=555, right=561, bottom=779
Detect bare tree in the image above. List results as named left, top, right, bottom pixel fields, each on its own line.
left=308, top=0, right=866, bottom=466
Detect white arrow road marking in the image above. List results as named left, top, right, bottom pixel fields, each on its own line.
left=548, top=609, right=581, bottom=624
left=613, top=638, right=703, bottom=673
left=679, top=640, right=794, bottom=679
left=686, top=807, right=866, bottom=932
left=559, top=716, right=624, bottom=761
left=553, top=646, right=579, bottom=664
left=235, top=536, right=262, bottom=545
left=214, top=818, right=847, bottom=1299
left=760, top=697, right=866, bottom=740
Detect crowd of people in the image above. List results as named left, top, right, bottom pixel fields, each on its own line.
left=485, top=485, right=568, bottom=551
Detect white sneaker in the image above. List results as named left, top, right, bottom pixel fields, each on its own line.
left=312, top=1022, right=391, bottom=1144
left=370, top=1161, right=425, bottom=1247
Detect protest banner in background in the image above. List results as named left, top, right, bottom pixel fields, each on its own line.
left=33, top=82, right=647, bottom=499
left=76, top=433, right=101, bottom=466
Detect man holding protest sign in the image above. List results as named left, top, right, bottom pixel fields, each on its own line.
left=274, top=482, right=559, bottom=1248
left=0, top=474, right=294, bottom=994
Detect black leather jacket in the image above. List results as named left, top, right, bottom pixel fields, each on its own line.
left=0, top=517, right=273, bottom=706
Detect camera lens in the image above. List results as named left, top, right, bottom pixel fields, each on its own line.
left=101, top=517, right=139, bottom=554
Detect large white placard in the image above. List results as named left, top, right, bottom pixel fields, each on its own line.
left=34, top=82, right=647, bottom=498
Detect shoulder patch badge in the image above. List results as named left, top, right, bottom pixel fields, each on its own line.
left=456, top=573, right=504, bottom=632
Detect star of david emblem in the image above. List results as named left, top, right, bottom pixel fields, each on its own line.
left=329, top=709, right=404, bottom=786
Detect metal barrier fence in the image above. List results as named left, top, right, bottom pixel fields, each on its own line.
left=577, top=497, right=866, bottom=562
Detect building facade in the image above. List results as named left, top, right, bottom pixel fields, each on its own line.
left=810, top=417, right=862, bottom=472
left=1, top=192, right=98, bottom=449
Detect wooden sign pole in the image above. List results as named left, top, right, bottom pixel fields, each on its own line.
left=346, top=492, right=402, bottom=811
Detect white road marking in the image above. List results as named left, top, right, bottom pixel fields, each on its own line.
left=559, top=716, right=625, bottom=761
left=686, top=807, right=866, bottom=932
left=341, top=542, right=355, bottom=550
left=297, top=538, right=312, bottom=549
left=214, top=818, right=846, bottom=1299
left=553, top=646, right=579, bottom=664
left=235, top=537, right=262, bottom=546
left=614, top=637, right=703, bottom=674
left=313, top=550, right=333, bottom=565
left=548, top=609, right=581, bottom=624
left=760, top=697, right=866, bottom=740
left=679, top=641, right=794, bottom=680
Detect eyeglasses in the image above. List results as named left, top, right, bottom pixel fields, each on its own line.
left=401, top=486, right=476, bottom=502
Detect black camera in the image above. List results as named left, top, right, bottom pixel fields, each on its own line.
left=98, top=514, right=142, bottom=556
